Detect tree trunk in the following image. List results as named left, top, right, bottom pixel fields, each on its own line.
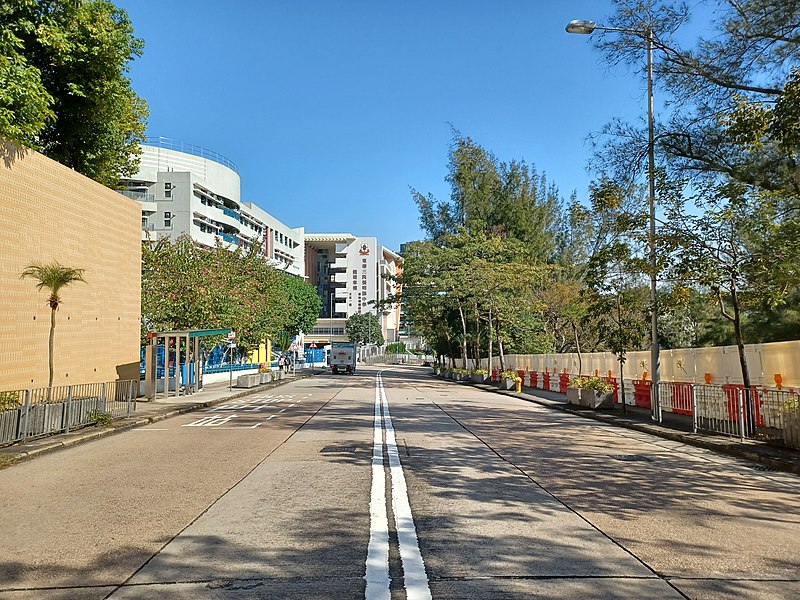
left=730, top=286, right=754, bottom=435
left=496, top=316, right=505, bottom=372
left=457, top=302, right=468, bottom=370
left=48, top=307, right=56, bottom=389
left=573, top=322, right=582, bottom=374
left=487, top=306, right=493, bottom=375
left=618, top=356, right=626, bottom=414
left=474, top=311, right=481, bottom=371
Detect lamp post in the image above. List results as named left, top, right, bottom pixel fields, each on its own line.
left=329, top=292, right=335, bottom=346
left=566, top=18, right=661, bottom=421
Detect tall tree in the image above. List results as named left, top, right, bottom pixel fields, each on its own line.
left=663, top=180, right=770, bottom=432
left=592, top=0, right=800, bottom=195
left=345, top=312, right=384, bottom=347
left=0, top=0, right=148, bottom=185
left=21, top=261, right=86, bottom=389
left=412, top=131, right=564, bottom=259
left=280, top=273, right=322, bottom=336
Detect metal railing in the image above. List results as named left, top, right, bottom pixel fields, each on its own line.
left=220, top=205, right=241, bottom=221
left=219, top=232, right=238, bottom=245
left=449, top=369, right=800, bottom=450
left=119, top=190, right=156, bottom=202
left=145, top=137, right=239, bottom=173
left=0, top=380, right=137, bottom=446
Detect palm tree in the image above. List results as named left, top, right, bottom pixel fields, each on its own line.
left=21, top=262, right=86, bottom=389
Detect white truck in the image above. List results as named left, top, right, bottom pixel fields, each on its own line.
left=330, top=341, right=357, bottom=374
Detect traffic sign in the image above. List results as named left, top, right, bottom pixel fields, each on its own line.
left=227, top=331, right=236, bottom=341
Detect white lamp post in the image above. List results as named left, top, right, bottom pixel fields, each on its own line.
left=566, top=19, right=661, bottom=421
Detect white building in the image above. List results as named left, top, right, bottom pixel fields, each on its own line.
left=304, top=234, right=402, bottom=348
left=120, top=138, right=305, bottom=277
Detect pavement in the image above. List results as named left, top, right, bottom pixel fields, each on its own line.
left=0, top=368, right=312, bottom=468
left=2, top=366, right=800, bottom=477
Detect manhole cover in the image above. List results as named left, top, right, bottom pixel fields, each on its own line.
left=613, top=455, right=653, bottom=462
left=320, top=445, right=366, bottom=454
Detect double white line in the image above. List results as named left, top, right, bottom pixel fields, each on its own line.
left=365, top=371, right=431, bottom=600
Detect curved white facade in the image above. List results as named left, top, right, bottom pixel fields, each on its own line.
left=136, top=144, right=240, bottom=204
left=120, top=139, right=305, bottom=278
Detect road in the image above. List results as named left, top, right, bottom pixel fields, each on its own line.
left=0, top=366, right=798, bottom=599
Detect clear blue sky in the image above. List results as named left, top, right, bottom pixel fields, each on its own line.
left=117, top=0, right=652, bottom=252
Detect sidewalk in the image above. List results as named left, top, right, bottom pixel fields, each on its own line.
left=479, top=381, right=800, bottom=476
left=0, top=370, right=313, bottom=469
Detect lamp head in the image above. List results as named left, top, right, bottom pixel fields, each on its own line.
left=565, top=19, right=597, bottom=34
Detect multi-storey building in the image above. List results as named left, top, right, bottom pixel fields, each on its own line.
left=304, top=234, right=402, bottom=348
left=119, top=138, right=304, bottom=277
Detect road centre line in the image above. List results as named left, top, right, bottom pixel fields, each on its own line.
left=365, top=373, right=390, bottom=598
left=365, top=372, right=431, bottom=600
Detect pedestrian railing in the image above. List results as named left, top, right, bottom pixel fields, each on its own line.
left=0, top=380, right=137, bottom=447
left=475, top=369, right=800, bottom=451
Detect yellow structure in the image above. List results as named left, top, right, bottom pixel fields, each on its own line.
left=249, top=339, right=272, bottom=365
left=0, top=140, right=142, bottom=391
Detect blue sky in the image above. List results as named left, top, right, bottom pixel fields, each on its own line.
left=117, top=0, right=656, bottom=252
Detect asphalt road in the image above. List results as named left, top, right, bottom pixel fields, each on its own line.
left=0, top=365, right=798, bottom=599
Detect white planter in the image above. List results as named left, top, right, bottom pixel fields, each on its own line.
left=566, top=388, right=581, bottom=406
left=581, top=389, right=614, bottom=409
left=498, top=379, right=515, bottom=390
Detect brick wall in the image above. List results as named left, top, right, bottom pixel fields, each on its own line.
left=0, top=140, right=141, bottom=390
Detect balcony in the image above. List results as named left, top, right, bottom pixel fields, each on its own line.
left=219, top=232, right=239, bottom=246
left=220, top=205, right=240, bottom=221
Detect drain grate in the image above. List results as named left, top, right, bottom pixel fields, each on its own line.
left=613, top=455, right=653, bottom=462
left=320, top=445, right=367, bottom=454
left=751, top=464, right=777, bottom=472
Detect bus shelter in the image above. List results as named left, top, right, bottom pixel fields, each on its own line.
left=143, top=328, right=231, bottom=401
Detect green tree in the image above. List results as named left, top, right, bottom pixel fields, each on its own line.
left=280, top=273, right=322, bottom=335
left=586, top=242, right=650, bottom=407
left=141, top=236, right=302, bottom=355
left=0, top=0, right=148, bottom=185
left=21, top=261, right=86, bottom=389
left=345, top=312, right=384, bottom=347
left=662, top=181, right=771, bottom=432
left=412, top=131, right=564, bottom=258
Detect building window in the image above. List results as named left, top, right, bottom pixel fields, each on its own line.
left=164, top=182, right=173, bottom=198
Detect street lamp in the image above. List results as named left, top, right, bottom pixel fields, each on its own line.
left=566, top=18, right=661, bottom=421
left=329, top=292, right=335, bottom=347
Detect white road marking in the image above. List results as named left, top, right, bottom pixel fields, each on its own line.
left=266, top=415, right=276, bottom=420
left=365, top=372, right=431, bottom=600
left=183, top=414, right=237, bottom=427
left=279, top=408, right=287, bottom=413
left=365, top=374, right=391, bottom=599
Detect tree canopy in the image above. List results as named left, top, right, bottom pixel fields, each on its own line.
left=141, top=237, right=320, bottom=353
left=0, top=0, right=148, bottom=185
left=345, top=312, right=384, bottom=347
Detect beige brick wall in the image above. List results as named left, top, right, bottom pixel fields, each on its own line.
left=0, top=140, right=141, bottom=391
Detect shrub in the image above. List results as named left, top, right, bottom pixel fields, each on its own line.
left=568, top=376, right=612, bottom=393
left=0, top=391, right=21, bottom=411
left=500, top=370, right=522, bottom=383
left=88, top=409, right=113, bottom=427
